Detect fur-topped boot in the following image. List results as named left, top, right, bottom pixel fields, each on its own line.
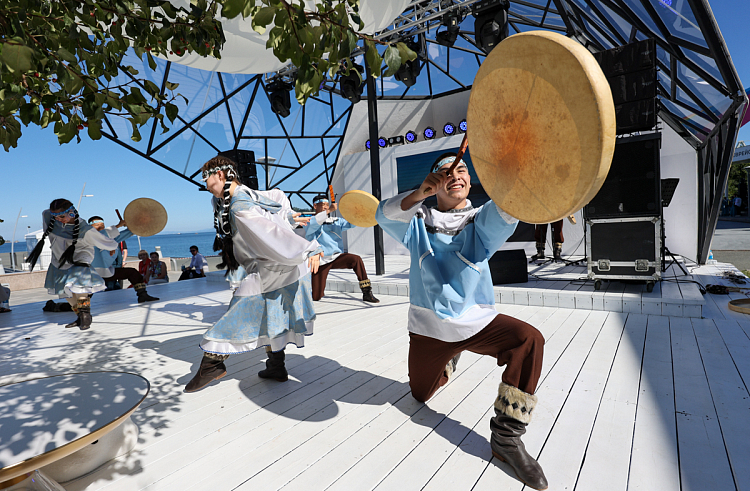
left=66, top=297, right=92, bottom=331
left=552, top=242, right=563, bottom=262
left=258, top=347, right=288, bottom=382
left=359, top=279, right=380, bottom=303
left=530, top=242, right=546, bottom=262
left=134, top=283, right=159, bottom=303
left=490, top=383, right=548, bottom=490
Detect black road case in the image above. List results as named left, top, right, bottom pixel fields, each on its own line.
left=586, top=217, right=662, bottom=290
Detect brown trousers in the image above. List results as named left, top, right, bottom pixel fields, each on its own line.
left=535, top=219, right=564, bottom=244
left=408, top=313, right=544, bottom=402
left=311, top=253, right=368, bottom=301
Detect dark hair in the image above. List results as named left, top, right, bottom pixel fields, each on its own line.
left=26, top=198, right=79, bottom=271
left=202, top=156, right=240, bottom=273
left=88, top=215, right=104, bottom=223
left=430, top=152, right=459, bottom=173
left=190, top=245, right=198, bottom=251
left=312, top=194, right=328, bottom=204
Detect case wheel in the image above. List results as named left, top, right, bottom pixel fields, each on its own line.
left=594, top=280, right=602, bottom=290
left=646, top=281, right=654, bottom=293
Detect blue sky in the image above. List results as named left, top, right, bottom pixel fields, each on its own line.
left=1, top=1, right=749, bottom=241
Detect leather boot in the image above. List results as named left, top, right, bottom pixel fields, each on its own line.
left=359, top=279, right=380, bottom=303
left=530, top=242, right=546, bottom=262
left=64, top=309, right=80, bottom=328
left=258, top=348, right=288, bottom=382
left=185, top=355, right=228, bottom=392
left=78, top=305, right=92, bottom=331
left=135, top=283, right=159, bottom=303
left=490, top=383, right=548, bottom=490
left=553, top=242, right=563, bottom=262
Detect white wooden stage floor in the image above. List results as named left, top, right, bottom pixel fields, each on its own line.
left=1, top=257, right=749, bottom=491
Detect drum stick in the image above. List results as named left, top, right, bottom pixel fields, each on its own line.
left=115, top=209, right=122, bottom=221
left=329, top=184, right=335, bottom=203
left=424, top=132, right=469, bottom=195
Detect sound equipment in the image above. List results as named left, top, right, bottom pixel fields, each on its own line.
left=593, top=38, right=657, bottom=134
left=489, top=249, right=528, bottom=285
left=584, top=132, right=661, bottom=219
left=466, top=30, right=616, bottom=224
left=219, top=149, right=258, bottom=190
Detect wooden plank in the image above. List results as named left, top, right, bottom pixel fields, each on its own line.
left=628, top=315, right=680, bottom=491
left=714, top=319, right=750, bottom=396
left=575, top=314, right=647, bottom=491
left=692, top=318, right=750, bottom=490
left=670, top=316, right=735, bottom=490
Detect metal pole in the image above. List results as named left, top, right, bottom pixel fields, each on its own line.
left=365, top=60, right=385, bottom=275
left=77, top=183, right=87, bottom=210
left=11, top=208, right=22, bottom=271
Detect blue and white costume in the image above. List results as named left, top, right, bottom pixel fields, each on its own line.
left=91, top=227, right=134, bottom=279
left=303, top=212, right=356, bottom=264
left=200, top=186, right=322, bottom=355
left=376, top=192, right=518, bottom=342
left=42, top=211, right=119, bottom=297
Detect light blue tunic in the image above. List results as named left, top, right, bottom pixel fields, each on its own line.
left=200, top=186, right=322, bottom=355
left=303, top=212, right=356, bottom=259
left=91, top=227, right=134, bottom=278
left=376, top=192, right=518, bottom=342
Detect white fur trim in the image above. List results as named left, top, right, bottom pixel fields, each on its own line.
left=495, top=382, right=538, bottom=424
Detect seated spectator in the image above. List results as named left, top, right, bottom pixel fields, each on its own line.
left=137, top=250, right=152, bottom=283
left=0, top=284, right=10, bottom=313
left=147, top=252, right=170, bottom=284
left=178, top=245, right=207, bottom=281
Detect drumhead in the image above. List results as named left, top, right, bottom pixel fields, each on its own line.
left=123, top=198, right=168, bottom=237
left=338, top=190, right=379, bottom=228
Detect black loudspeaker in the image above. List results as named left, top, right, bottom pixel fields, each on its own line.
left=489, top=249, right=528, bottom=285
left=218, top=150, right=258, bottom=190
left=584, top=133, right=661, bottom=219
left=593, top=38, right=657, bottom=134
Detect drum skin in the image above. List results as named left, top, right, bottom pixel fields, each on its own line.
left=338, top=190, right=380, bottom=228
left=467, top=31, right=616, bottom=224
left=123, top=198, right=168, bottom=237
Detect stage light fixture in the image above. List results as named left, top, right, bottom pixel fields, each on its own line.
left=436, top=11, right=461, bottom=47
left=339, top=63, right=364, bottom=103
left=472, top=0, right=510, bottom=54
left=267, top=80, right=293, bottom=118
left=395, top=39, right=422, bottom=88
left=459, top=119, right=467, bottom=133
left=378, top=136, right=388, bottom=148
left=388, top=135, right=405, bottom=146
left=424, top=127, right=435, bottom=139
left=405, top=130, right=417, bottom=143
left=366, top=140, right=371, bottom=150
left=443, top=122, right=457, bottom=136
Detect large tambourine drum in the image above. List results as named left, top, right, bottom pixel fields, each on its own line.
left=338, top=190, right=380, bottom=228
left=467, top=31, right=616, bottom=224
left=123, top=198, right=168, bottom=237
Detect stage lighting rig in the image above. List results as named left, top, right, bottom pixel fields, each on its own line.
left=424, top=127, right=436, bottom=139
left=366, top=140, right=371, bottom=150
left=436, top=11, right=461, bottom=47
left=443, top=122, right=457, bottom=136
left=267, top=80, right=293, bottom=118
left=395, top=39, right=422, bottom=88
left=378, top=136, right=388, bottom=148
left=388, top=135, right=405, bottom=146
left=459, top=119, right=467, bottom=133
left=339, top=63, right=364, bottom=103
left=405, top=130, right=418, bottom=143
left=472, top=0, right=509, bottom=54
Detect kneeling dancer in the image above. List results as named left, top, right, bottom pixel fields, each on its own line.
left=185, top=156, right=323, bottom=392
left=27, top=199, right=120, bottom=330
left=375, top=153, right=547, bottom=490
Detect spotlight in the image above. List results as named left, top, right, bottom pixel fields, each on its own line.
left=388, top=135, right=405, bottom=146
left=405, top=130, right=417, bottom=143
left=424, top=127, right=435, bottom=139
left=472, top=0, right=509, bottom=54
left=395, top=39, right=422, bottom=88
left=436, top=11, right=461, bottom=48
left=366, top=140, right=371, bottom=150
left=378, top=136, right=388, bottom=148
left=267, top=80, right=292, bottom=118
left=339, top=63, right=364, bottom=103
left=459, top=119, right=467, bottom=132
left=443, top=122, right=456, bottom=136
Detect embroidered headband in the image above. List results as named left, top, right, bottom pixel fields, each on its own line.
left=89, top=219, right=104, bottom=225
left=430, top=156, right=467, bottom=174
left=313, top=197, right=330, bottom=204
left=202, top=164, right=237, bottom=181
left=50, top=205, right=76, bottom=218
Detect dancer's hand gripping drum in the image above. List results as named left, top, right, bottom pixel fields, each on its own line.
left=466, top=31, right=616, bottom=224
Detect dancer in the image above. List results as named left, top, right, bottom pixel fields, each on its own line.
left=304, top=194, right=379, bottom=303
left=184, top=156, right=323, bottom=393
left=375, top=153, right=548, bottom=490
left=88, top=216, right=159, bottom=302
left=27, top=199, right=120, bottom=330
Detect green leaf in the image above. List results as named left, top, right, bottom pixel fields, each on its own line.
left=131, top=124, right=142, bottom=142
left=396, top=41, right=417, bottom=62
left=56, top=47, right=77, bottom=64
left=383, top=45, right=401, bottom=77
left=63, top=68, right=85, bottom=94
left=364, top=41, right=381, bottom=78
left=252, top=7, right=276, bottom=34
left=55, top=121, right=76, bottom=144
left=87, top=120, right=102, bottom=140
left=1, top=43, right=35, bottom=73
left=164, top=103, right=178, bottom=123
left=165, top=81, right=179, bottom=91
left=220, top=0, right=246, bottom=19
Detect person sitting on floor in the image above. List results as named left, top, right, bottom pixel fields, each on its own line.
left=146, top=252, right=169, bottom=284
left=178, top=245, right=207, bottom=280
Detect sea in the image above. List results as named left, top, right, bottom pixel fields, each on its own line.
left=0, top=232, right=218, bottom=258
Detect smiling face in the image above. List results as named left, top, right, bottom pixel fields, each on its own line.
left=435, top=162, right=471, bottom=210
left=313, top=201, right=330, bottom=214
left=150, top=253, right=159, bottom=263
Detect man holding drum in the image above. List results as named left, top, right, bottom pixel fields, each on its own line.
left=304, top=194, right=379, bottom=303
left=376, top=153, right=548, bottom=490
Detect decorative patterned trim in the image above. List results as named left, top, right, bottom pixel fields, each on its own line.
left=425, top=216, right=475, bottom=236
left=455, top=251, right=480, bottom=273
left=494, top=382, right=538, bottom=424
left=431, top=204, right=474, bottom=214
left=359, top=279, right=371, bottom=289
left=418, top=250, right=432, bottom=268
